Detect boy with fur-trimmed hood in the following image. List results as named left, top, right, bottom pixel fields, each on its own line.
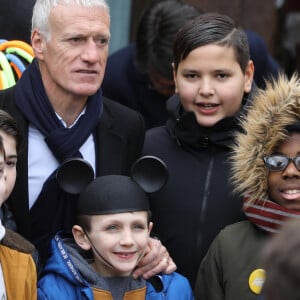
left=194, top=74, right=300, bottom=300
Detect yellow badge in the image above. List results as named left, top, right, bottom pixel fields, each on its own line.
left=248, top=269, right=265, bottom=294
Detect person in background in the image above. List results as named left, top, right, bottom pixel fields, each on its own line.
left=142, top=13, right=255, bottom=287
left=0, top=110, right=21, bottom=231
left=0, top=0, right=176, bottom=279
left=195, top=74, right=300, bottom=299
left=38, top=169, right=194, bottom=299
left=0, top=133, right=37, bottom=299
left=102, top=1, right=280, bottom=129
left=261, top=219, right=300, bottom=300
left=245, top=29, right=281, bottom=88
left=102, top=0, right=202, bottom=129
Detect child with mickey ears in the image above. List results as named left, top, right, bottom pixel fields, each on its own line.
left=38, top=156, right=194, bottom=299
left=195, top=73, right=300, bottom=300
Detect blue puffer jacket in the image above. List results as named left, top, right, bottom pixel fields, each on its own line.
left=38, top=233, right=194, bottom=300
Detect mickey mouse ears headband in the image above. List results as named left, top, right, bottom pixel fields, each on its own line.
left=56, top=156, right=168, bottom=215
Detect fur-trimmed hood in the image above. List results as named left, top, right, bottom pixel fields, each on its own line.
left=231, top=74, right=300, bottom=202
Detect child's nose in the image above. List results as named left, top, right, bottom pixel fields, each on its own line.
left=120, top=230, right=134, bottom=246
left=199, top=79, right=215, bottom=96
left=282, top=160, right=300, bottom=178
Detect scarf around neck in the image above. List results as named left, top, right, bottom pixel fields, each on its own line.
left=14, top=58, right=103, bottom=262
left=168, top=110, right=237, bottom=150
left=15, top=58, right=103, bottom=162
left=243, top=196, right=300, bottom=233
left=165, top=91, right=253, bottom=151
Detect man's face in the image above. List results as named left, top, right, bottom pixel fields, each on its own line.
left=32, top=3, right=110, bottom=99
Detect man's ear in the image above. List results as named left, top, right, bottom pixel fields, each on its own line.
left=31, top=29, right=46, bottom=60
left=72, top=225, right=92, bottom=251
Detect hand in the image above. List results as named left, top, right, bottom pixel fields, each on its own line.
left=132, top=237, right=177, bottom=279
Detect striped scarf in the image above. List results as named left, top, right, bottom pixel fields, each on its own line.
left=243, top=196, right=300, bottom=233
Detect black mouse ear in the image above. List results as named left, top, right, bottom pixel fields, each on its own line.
left=130, top=156, right=168, bottom=193
left=56, top=158, right=95, bottom=194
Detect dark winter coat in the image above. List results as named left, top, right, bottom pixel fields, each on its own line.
left=142, top=92, right=254, bottom=287
left=102, top=44, right=169, bottom=129
left=195, top=221, right=267, bottom=300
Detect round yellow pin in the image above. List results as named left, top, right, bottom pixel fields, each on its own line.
left=248, top=269, right=266, bottom=294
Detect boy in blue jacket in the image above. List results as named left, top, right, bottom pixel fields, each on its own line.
left=38, top=158, right=193, bottom=299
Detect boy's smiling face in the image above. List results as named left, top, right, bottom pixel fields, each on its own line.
left=173, top=44, right=254, bottom=127
left=74, top=211, right=152, bottom=277
left=268, top=133, right=300, bottom=211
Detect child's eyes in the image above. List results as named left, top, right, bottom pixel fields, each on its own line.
left=133, top=224, right=146, bottom=231
left=184, top=73, right=198, bottom=79
left=6, top=160, right=16, bottom=168
left=105, top=224, right=146, bottom=232
left=216, top=73, right=229, bottom=79
left=106, top=225, right=119, bottom=231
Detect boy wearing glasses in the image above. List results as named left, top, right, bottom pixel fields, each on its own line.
left=195, top=74, right=300, bottom=300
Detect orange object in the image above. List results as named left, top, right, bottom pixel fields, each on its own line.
left=0, top=40, right=34, bottom=57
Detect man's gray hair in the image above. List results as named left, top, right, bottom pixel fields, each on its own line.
left=32, top=0, right=110, bottom=40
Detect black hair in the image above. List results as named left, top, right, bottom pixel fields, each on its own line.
left=173, top=12, right=250, bottom=73
left=135, top=0, right=201, bottom=80
left=0, top=136, right=5, bottom=158
left=0, top=110, right=21, bottom=154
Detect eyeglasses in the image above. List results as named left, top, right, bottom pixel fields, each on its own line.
left=263, top=155, right=300, bottom=172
